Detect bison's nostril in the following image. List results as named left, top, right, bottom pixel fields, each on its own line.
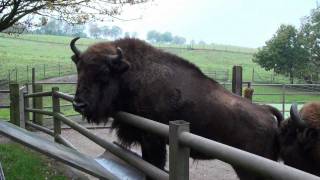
left=72, top=101, right=87, bottom=112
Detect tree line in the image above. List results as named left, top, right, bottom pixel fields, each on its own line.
left=253, top=7, right=320, bottom=84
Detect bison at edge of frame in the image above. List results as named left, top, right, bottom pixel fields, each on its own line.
left=279, top=101, right=320, bottom=176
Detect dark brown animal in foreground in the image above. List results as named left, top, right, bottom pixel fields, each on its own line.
left=70, top=37, right=283, bottom=180
left=279, top=102, right=320, bottom=176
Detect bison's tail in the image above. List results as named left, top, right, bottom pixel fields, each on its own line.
left=262, top=105, right=284, bottom=126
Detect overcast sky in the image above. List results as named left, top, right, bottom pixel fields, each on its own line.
left=108, top=0, right=317, bottom=48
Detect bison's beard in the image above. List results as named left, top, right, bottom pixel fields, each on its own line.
left=83, top=102, right=114, bottom=124
left=80, top=82, right=120, bottom=124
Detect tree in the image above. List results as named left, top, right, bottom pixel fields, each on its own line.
left=0, top=0, right=150, bottom=33
left=109, top=25, right=122, bottom=39
left=172, top=35, right=186, bottom=45
left=253, top=25, right=309, bottom=84
left=160, top=31, right=173, bottom=43
left=147, top=30, right=161, bottom=43
left=101, top=26, right=110, bottom=38
left=36, top=19, right=62, bottom=35
left=89, top=23, right=101, bottom=39
left=299, top=7, right=320, bottom=81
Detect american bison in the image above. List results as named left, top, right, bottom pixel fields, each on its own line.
left=70, top=37, right=282, bottom=180
left=279, top=102, right=320, bottom=176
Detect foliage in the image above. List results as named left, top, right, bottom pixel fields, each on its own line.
left=88, top=23, right=101, bottom=39
left=0, top=0, right=150, bottom=32
left=147, top=30, right=186, bottom=44
left=299, top=7, right=320, bottom=81
left=253, top=25, right=309, bottom=84
left=32, top=19, right=87, bottom=38
left=89, top=24, right=123, bottom=39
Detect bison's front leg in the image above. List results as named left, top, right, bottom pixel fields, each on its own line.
left=141, top=135, right=166, bottom=179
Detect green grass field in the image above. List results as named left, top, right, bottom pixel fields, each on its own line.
left=0, top=143, right=67, bottom=180
left=0, top=33, right=292, bottom=83
left=0, top=33, right=319, bottom=120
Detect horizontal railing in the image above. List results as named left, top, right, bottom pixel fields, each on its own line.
left=115, top=112, right=320, bottom=180
left=21, top=87, right=168, bottom=180
left=11, top=84, right=320, bottom=180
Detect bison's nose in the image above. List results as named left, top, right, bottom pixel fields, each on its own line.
left=72, top=100, right=87, bottom=113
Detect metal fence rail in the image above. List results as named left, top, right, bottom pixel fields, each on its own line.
left=0, top=162, right=5, bottom=180
left=5, top=83, right=320, bottom=180
left=115, top=112, right=320, bottom=180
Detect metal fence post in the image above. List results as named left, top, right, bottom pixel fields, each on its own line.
left=52, top=87, right=61, bottom=143
left=15, top=67, right=18, bottom=82
left=169, top=120, right=190, bottom=180
left=58, top=63, right=61, bottom=77
left=282, top=84, right=286, bottom=116
left=27, top=65, right=29, bottom=83
left=232, top=66, right=243, bottom=96
left=43, top=64, right=46, bottom=78
left=9, top=83, right=20, bottom=126
left=252, top=68, right=255, bottom=82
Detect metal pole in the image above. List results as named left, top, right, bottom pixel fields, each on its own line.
left=169, top=120, right=190, bottom=180
left=58, top=63, right=61, bottom=77
left=282, top=84, right=286, bottom=116
left=52, top=87, right=61, bottom=143
left=8, top=70, right=10, bottom=83
left=252, top=68, right=255, bottom=82
left=43, top=64, right=45, bottom=78
left=15, top=67, right=18, bottom=82
left=27, top=65, right=29, bottom=83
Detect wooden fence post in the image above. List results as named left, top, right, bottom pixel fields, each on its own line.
left=52, top=87, right=61, bottom=143
left=232, top=66, right=243, bottom=96
left=282, top=84, right=286, bottom=117
left=31, top=68, right=43, bottom=124
left=169, top=120, right=190, bottom=180
left=9, top=83, right=20, bottom=126
left=19, top=86, right=26, bottom=128
left=34, top=84, right=43, bottom=125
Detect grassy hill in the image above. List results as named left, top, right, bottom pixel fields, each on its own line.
left=0, top=33, right=291, bottom=84
left=0, top=33, right=319, bottom=120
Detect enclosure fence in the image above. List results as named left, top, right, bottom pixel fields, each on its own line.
left=4, top=83, right=320, bottom=180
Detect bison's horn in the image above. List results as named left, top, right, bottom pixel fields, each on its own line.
left=290, top=103, right=307, bottom=129
left=70, top=37, right=81, bottom=57
left=107, top=47, right=123, bottom=61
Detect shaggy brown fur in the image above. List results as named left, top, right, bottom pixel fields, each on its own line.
left=300, top=102, right=320, bottom=128
left=279, top=101, right=320, bottom=176
left=71, top=38, right=283, bottom=180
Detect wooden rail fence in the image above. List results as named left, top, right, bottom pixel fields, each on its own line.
left=1, top=82, right=319, bottom=180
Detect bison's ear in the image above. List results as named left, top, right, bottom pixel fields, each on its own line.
left=109, top=59, right=130, bottom=74
left=108, top=47, right=130, bottom=74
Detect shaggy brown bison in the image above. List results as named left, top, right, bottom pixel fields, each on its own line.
left=279, top=102, right=320, bottom=176
left=70, top=37, right=282, bottom=180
